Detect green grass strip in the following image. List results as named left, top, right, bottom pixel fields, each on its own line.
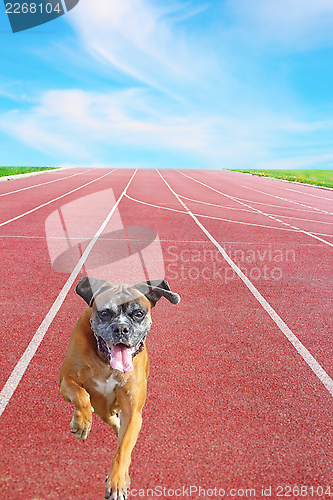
left=229, top=169, right=333, bottom=189
left=0, top=166, right=59, bottom=178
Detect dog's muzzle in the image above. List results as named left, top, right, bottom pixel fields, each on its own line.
left=94, top=335, right=144, bottom=373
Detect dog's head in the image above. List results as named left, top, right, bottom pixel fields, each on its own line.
left=76, top=276, right=180, bottom=372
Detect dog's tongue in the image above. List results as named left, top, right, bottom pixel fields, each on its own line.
left=110, top=344, right=133, bottom=373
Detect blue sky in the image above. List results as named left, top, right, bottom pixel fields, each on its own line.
left=1, top=0, right=333, bottom=169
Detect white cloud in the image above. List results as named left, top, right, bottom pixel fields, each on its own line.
left=279, top=119, right=333, bottom=133
left=0, top=88, right=214, bottom=161
left=67, top=0, right=219, bottom=93
left=2, top=0, right=333, bottom=169
left=2, top=86, right=333, bottom=169
left=258, top=153, right=333, bottom=170
left=2, top=109, right=83, bottom=158
left=226, top=0, right=333, bottom=50
left=3, top=86, right=333, bottom=169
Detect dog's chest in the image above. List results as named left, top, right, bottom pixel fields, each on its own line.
left=94, top=373, right=119, bottom=401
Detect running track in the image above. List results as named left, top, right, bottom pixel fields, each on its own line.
left=0, top=168, right=332, bottom=500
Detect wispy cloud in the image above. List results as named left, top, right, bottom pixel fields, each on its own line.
left=3, top=86, right=333, bottom=169
left=0, top=88, right=214, bottom=161
left=259, top=153, right=333, bottom=170
left=225, top=0, right=333, bottom=50
left=67, top=0, right=219, bottom=94
left=1, top=0, right=333, bottom=168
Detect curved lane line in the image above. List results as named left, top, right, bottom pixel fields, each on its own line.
left=242, top=185, right=332, bottom=215
left=178, top=194, right=333, bottom=226
left=176, top=170, right=333, bottom=248
left=285, top=187, right=333, bottom=201
left=226, top=196, right=323, bottom=214
left=0, top=168, right=95, bottom=198
left=125, top=193, right=333, bottom=238
left=157, top=169, right=333, bottom=398
left=0, top=170, right=117, bottom=228
left=0, top=169, right=136, bottom=417
left=124, top=193, right=187, bottom=214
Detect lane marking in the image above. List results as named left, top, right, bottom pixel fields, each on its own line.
left=179, top=194, right=333, bottom=226
left=195, top=214, right=333, bottom=238
left=285, top=187, right=333, bottom=201
left=0, top=170, right=137, bottom=417
left=157, top=169, right=333, bottom=398
left=3, top=234, right=328, bottom=246
left=228, top=196, right=324, bottom=214
left=125, top=193, right=187, bottom=214
left=126, top=192, right=333, bottom=238
left=0, top=168, right=94, bottom=198
left=176, top=170, right=333, bottom=248
left=242, top=185, right=332, bottom=215
left=0, top=170, right=116, bottom=228
left=224, top=195, right=323, bottom=214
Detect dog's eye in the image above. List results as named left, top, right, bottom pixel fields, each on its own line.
left=133, top=310, right=145, bottom=319
left=99, top=310, right=110, bottom=318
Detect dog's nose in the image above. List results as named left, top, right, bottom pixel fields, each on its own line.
left=112, top=323, right=129, bottom=336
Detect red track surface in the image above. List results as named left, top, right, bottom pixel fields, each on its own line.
left=0, top=168, right=332, bottom=500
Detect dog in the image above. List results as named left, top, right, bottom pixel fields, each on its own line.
left=60, top=276, right=180, bottom=500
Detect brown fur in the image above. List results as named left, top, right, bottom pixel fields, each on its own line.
left=60, top=302, right=150, bottom=499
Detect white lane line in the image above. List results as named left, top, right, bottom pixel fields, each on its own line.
left=0, top=170, right=137, bottom=417
left=157, top=169, right=333, bottom=398
left=242, top=185, right=332, bottom=215
left=179, top=194, right=333, bottom=226
left=126, top=192, right=333, bottom=238
left=0, top=170, right=116, bottom=228
left=176, top=170, right=333, bottom=248
left=196, top=213, right=333, bottom=238
left=124, top=193, right=187, bottom=214
left=5, top=233, right=330, bottom=246
left=0, top=168, right=95, bottom=198
left=225, top=195, right=322, bottom=214
left=285, top=187, right=333, bottom=201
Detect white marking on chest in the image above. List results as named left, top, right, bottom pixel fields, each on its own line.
left=95, top=374, right=118, bottom=397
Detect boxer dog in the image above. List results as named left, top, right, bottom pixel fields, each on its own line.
left=60, top=276, right=180, bottom=500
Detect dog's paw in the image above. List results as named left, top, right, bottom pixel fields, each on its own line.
left=104, top=488, right=127, bottom=500
left=70, top=411, right=92, bottom=442
left=104, top=475, right=129, bottom=500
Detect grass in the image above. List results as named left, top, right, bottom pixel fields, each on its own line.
left=229, top=169, right=333, bottom=189
left=0, top=166, right=58, bottom=177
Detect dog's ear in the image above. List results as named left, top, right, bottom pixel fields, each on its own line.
left=133, top=279, right=180, bottom=306
left=76, top=276, right=110, bottom=306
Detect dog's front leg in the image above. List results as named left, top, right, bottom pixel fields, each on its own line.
left=105, top=405, right=143, bottom=500
left=60, top=376, right=93, bottom=442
